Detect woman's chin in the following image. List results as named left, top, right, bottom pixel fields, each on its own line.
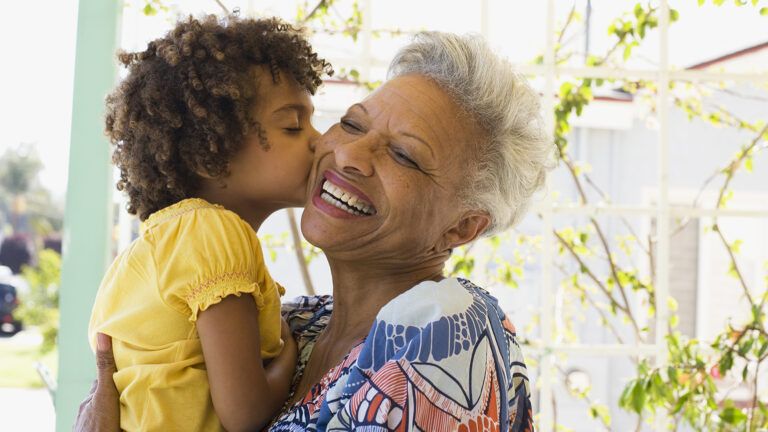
left=300, top=206, right=377, bottom=252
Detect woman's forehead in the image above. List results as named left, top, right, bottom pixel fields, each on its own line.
left=360, top=75, right=476, bottom=153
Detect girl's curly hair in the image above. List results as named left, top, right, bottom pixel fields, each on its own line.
left=105, top=15, right=333, bottom=220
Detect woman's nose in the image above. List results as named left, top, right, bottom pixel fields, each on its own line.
left=333, top=135, right=376, bottom=177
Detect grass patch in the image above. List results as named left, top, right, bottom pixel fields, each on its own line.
left=0, top=335, right=58, bottom=388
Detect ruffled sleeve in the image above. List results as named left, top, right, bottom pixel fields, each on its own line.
left=147, top=205, right=269, bottom=322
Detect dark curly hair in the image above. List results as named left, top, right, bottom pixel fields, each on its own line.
left=105, top=14, right=333, bottom=220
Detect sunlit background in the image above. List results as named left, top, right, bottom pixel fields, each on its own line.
left=1, top=0, right=767, bottom=430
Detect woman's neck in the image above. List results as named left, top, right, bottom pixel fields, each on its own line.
left=322, top=257, right=446, bottom=342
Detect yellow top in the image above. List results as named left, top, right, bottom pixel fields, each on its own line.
left=88, top=198, right=285, bottom=432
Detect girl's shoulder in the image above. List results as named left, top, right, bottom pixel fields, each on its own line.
left=137, top=198, right=270, bottom=303
left=140, top=198, right=261, bottom=259
left=142, top=198, right=244, bottom=234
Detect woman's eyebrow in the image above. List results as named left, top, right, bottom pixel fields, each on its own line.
left=349, top=103, right=368, bottom=114
left=400, top=131, right=435, bottom=158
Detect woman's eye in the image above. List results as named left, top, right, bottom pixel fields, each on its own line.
left=391, top=148, right=419, bottom=169
left=340, top=119, right=362, bottom=133
left=284, top=127, right=303, bottom=133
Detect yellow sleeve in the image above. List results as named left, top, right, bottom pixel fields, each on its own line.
left=148, top=206, right=270, bottom=322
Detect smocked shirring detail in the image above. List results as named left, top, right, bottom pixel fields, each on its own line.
left=186, top=271, right=261, bottom=322
left=141, top=198, right=225, bottom=233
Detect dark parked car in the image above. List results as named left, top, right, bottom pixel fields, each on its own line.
left=0, top=283, right=22, bottom=335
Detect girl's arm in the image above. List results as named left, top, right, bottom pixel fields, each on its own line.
left=265, top=319, right=298, bottom=400
left=197, top=295, right=295, bottom=432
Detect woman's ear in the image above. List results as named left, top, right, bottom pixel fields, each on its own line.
left=437, top=210, right=491, bottom=252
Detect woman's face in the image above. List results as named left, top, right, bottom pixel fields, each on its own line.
left=301, top=74, right=489, bottom=263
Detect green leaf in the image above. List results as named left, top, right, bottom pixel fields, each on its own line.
left=719, top=351, right=734, bottom=374
left=670, top=9, right=680, bottom=22
left=670, top=314, right=679, bottom=328
left=634, top=3, right=644, bottom=19
left=143, top=3, right=157, bottom=16
left=672, top=391, right=690, bottom=414
left=589, top=403, right=611, bottom=426
left=667, top=297, right=679, bottom=312
left=761, top=7, right=768, bottom=15
left=623, top=44, right=633, bottom=61
left=737, top=337, right=754, bottom=356
left=630, top=380, right=646, bottom=413
left=579, top=232, right=589, bottom=244
left=720, top=406, right=747, bottom=424
left=698, top=0, right=706, bottom=5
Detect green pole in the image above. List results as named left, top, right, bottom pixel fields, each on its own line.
left=56, top=0, right=120, bottom=429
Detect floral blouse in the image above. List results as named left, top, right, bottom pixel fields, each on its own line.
left=270, top=278, right=533, bottom=431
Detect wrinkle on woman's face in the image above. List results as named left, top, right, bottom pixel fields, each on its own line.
left=301, top=74, right=481, bottom=267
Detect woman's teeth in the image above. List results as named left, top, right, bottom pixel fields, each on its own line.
left=320, top=180, right=375, bottom=216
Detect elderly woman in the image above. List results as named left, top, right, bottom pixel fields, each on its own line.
left=77, top=31, right=551, bottom=431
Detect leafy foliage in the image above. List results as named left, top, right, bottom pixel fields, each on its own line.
left=16, top=249, right=61, bottom=353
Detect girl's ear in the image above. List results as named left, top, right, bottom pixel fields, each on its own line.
left=193, top=162, right=223, bottom=180
left=436, top=210, right=491, bottom=253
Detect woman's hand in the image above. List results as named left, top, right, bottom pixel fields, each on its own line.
left=74, top=333, right=120, bottom=432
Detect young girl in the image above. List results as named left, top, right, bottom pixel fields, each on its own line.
left=88, top=15, right=331, bottom=431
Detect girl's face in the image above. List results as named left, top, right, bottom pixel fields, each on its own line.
left=210, top=67, right=319, bottom=218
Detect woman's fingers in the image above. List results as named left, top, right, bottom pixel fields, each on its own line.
left=94, top=333, right=118, bottom=394
left=77, top=388, right=94, bottom=415
left=72, top=333, right=121, bottom=431
left=95, top=334, right=116, bottom=373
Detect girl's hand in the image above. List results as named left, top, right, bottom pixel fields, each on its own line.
left=265, top=319, right=298, bottom=401
left=279, top=318, right=298, bottom=361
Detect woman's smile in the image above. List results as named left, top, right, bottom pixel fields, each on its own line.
left=311, top=170, right=377, bottom=218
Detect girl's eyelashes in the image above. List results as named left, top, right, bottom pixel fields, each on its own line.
left=284, top=127, right=303, bottom=133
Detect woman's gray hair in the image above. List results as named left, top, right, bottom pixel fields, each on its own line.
left=388, top=32, right=555, bottom=234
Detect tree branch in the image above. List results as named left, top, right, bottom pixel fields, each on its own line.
left=300, top=0, right=330, bottom=24
left=555, top=263, right=627, bottom=345
left=554, top=230, right=640, bottom=337
left=213, top=0, right=229, bottom=15
left=286, top=209, right=316, bottom=296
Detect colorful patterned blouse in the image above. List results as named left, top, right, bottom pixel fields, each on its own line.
left=270, top=278, right=533, bottom=431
